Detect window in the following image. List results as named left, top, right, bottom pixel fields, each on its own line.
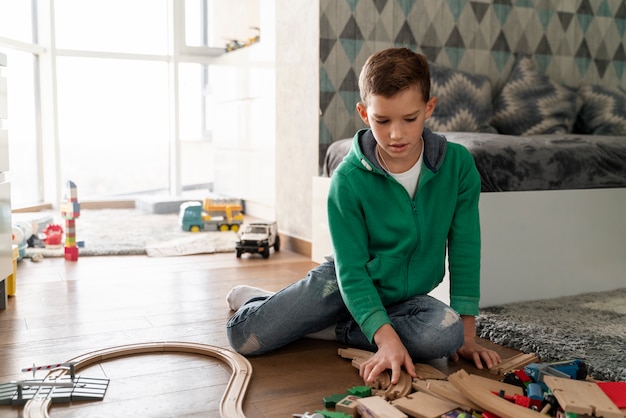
left=3, top=50, right=38, bottom=206
left=56, top=57, right=170, bottom=197
left=184, top=0, right=260, bottom=49
left=54, top=0, right=168, bottom=55
left=0, top=0, right=263, bottom=209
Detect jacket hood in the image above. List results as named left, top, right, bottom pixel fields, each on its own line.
left=345, top=127, right=448, bottom=174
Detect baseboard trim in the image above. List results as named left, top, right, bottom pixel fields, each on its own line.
left=279, top=233, right=311, bottom=259
left=78, top=200, right=136, bottom=210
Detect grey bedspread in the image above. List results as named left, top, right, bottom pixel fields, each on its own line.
left=322, top=133, right=626, bottom=192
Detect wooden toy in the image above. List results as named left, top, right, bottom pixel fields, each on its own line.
left=489, top=352, right=538, bottom=376
left=411, top=379, right=479, bottom=412
left=467, top=373, right=524, bottom=397
left=334, top=395, right=361, bottom=416
left=13, top=342, right=252, bottom=418
left=447, top=369, right=545, bottom=417
left=544, top=375, right=622, bottom=418
left=356, top=395, right=408, bottom=418
left=391, top=391, right=458, bottom=418
left=413, top=363, right=447, bottom=380
left=597, top=381, right=626, bottom=409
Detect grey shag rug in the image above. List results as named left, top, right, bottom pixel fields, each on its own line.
left=477, top=288, right=626, bottom=381
left=21, top=209, right=238, bottom=257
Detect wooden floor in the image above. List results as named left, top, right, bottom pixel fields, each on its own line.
left=0, top=249, right=520, bottom=417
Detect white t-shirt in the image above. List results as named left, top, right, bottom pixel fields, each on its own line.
left=378, top=147, right=423, bottom=199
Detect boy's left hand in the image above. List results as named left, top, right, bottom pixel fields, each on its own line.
left=451, top=340, right=501, bottom=370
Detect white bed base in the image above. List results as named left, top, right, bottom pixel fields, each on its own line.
left=312, top=176, right=626, bottom=307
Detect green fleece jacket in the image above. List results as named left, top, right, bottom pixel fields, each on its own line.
left=328, top=128, right=481, bottom=343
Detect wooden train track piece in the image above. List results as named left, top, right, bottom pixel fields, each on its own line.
left=448, top=369, right=545, bottom=417
left=469, top=373, right=524, bottom=397
left=412, top=379, right=479, bottom=412
left=544, top=375, right=622, bottom=418
left=489, top=352, right=538, bottom=375
left=392, top=391, right=459, bottom=418
left=22, top=342, right=252, bottom=418
left=374, top=371, right=413, bottom=401
left=413, top=363, right=447, bottom=380
left=338, top=347, right=374, bottom=361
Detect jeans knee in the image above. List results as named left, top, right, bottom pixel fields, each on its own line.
left=226, top=326, right=266, bottom=356
left=402, top=307, right=464, bottom=360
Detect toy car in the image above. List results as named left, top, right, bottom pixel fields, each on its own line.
left=236, top=221, right=280, bottom=258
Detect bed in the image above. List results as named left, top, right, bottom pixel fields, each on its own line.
left=313, top=56, right=626, bottom=307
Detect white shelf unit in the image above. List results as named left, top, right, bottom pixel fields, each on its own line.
left=0, top=52, right=12, bottom=309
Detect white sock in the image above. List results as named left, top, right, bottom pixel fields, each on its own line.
left=305, top=324, right=337, bottom=341
left=226, top=285, right=275, bottom=311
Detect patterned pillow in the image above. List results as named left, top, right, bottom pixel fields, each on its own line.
left=491, top=56, right=578, bottom=135
left=427, top=62, right=496, bottom=133
left=575, top=84, right=626, bottom=135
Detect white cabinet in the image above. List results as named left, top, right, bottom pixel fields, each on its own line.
left=0, top=53, right=11, bottom=309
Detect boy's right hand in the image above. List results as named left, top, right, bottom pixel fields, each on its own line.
left=359, top=324, right=417, bottom=384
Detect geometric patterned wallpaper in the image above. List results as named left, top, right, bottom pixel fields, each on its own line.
left=319, top=0, right=626, bottom=168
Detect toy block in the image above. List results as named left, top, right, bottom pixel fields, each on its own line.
left=544, top=375, right=622, bottom=418
left=65, top=180, right=78, bottom=197
left=323, top=392, right=349, bottom=408
left=392, top=391, right=459, bottom=418
left=335, top=395, right=361, bottom=417
left=60, top=202, right=81, bottom=217
left=347, top=386, right=371, bottom=397
left=356, top=395, right=407, bottom=418
left=316, top=411, right=352, bottom=418
left=597, top=381, right=626, bottom=409
left=64, top=246, right=78, bottom=261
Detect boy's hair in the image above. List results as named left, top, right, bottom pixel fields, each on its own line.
left=358, top=48, right=431, bottom=105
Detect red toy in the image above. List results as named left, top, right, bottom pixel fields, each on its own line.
left=42, top=224, right=64, bottom=246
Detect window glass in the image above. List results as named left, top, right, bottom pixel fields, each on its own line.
left=179, top=63, right=214, bottom=189
left=185, top=0, right=260, bottom=49
left=54, top=0, right=168, bottom=55
left=56, top=57, right=170, bottom=198
left=179, top=63, right=207, bottom=141
left=3, top=50, right=39, bottom=207
left=0, top=0, right=33, bottom=42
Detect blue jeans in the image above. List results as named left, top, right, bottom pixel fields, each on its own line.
left=226, top=259, right=464, bottom=360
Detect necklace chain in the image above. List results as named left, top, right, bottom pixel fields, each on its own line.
left=377, top=145, right=392, bottom=173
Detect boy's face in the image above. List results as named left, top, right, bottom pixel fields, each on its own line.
left=357, top=87, right=436, bottom=172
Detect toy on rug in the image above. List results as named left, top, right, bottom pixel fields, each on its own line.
left=41, top=224, right=64, bottom=247
left=60, top=180, right=80, bottom=261
left=179, top=198, right=244, bottom=232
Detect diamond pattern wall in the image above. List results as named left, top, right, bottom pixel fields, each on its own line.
left=319, top=0, right=626, bottom=168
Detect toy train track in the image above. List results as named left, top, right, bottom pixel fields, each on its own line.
left=20, top=342, right=252, bottom=418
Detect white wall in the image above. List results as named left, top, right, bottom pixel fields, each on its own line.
left=274, top=0, right=320, bottom=242
left=211, top=1, right=277, bottom=221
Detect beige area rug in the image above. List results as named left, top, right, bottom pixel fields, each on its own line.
left=19, top=209, right=238, bottom=258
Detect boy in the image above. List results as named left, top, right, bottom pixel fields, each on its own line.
left=226, top=48, right=501, bottom=385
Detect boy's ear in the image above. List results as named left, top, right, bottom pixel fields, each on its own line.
left=356, top=102, right=370, bottom=126
left=425, top=96, right=437, bottom=119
